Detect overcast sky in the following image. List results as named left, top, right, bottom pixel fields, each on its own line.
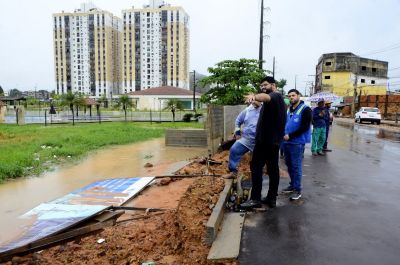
left=1, top=0, right=400, bottom=93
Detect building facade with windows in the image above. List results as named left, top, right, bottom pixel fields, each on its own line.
left=121, top=0, right=190, bottom=93
left=315, top=52, right=388, bottom=96
left=53, top=3, right=122, bottom=98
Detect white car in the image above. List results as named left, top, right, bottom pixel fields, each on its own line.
left=355, top=107, right=381, bottom=125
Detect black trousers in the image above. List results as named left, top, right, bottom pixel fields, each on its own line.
left=250, top=142, right=280, bottom=201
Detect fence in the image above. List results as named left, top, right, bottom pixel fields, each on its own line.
left=342, top=95, right=400, bottom=119
left=0, top=108, right=194, bottom=124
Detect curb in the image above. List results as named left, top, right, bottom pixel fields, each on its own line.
left=205, top=179, right=233, bottom=246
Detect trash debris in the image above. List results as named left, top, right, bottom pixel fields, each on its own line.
left=142, top=261, right=155, bottom=265
left=97, top=238, right=105, bottom=244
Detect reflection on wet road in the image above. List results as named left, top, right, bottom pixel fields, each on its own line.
left=240, top=121, right=400, bottom=265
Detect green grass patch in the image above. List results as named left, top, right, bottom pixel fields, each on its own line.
left=0, top=121, right=204, bottom=182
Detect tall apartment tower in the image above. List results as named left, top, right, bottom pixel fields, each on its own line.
left=53, top=3, right=122, bottom=98
left=122, top=0, right=190, bottom=93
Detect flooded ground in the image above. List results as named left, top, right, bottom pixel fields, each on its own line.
left=0, top=138, right=207, bottom=243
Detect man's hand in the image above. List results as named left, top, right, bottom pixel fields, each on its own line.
left=283, top=134, right=290, bottom=141
left=245, top=94, right=256, bottom=104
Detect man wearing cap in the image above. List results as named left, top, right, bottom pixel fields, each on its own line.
left=311, top=100, right=328, bottom=156
left=240, top=76, right=287, bottom=209
left=323, top=101, right=332, bottom=152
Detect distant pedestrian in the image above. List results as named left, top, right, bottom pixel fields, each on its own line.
left=240, top=76, right=287, bottom=209
left=311, top=100, right=328, bottom=156
left=323, top=101, right=332, bottom=152
left=223, top=101, right=262, bottom=179
left=282, top=89, right=312, bottom=200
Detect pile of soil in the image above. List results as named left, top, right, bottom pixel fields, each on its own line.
left=9, top=151, right=242, bottom=265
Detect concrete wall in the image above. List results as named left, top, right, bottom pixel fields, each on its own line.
left=223, top=105, right=246, bottom=141
left=165, top=129, right=207, bottom=147
left=0, top=106, right=6, bottom=123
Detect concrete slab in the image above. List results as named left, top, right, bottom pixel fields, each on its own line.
left=207, top=212, right=245, bottom=262
left=205, top=179, right=233, bottom=245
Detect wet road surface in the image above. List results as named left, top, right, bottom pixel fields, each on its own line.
left=239, top=122, right=400, bottom=265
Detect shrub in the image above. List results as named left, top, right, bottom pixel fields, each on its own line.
left=182, top=113, right=193, bottom=122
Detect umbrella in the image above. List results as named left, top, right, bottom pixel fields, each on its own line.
left=309, top=92, right=339, bottom=102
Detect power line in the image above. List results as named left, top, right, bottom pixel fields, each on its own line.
left=360, top=41, right=400, bottom=56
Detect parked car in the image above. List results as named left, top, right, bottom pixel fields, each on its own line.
left=355, top=107, right=381, bottom=125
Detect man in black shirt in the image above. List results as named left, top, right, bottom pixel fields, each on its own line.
left=240, top=76, right=287, bottom=209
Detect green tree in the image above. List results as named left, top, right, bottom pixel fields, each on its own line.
left=0, top=85, right=4, bottom=96
left=164, top=99, right=184, bottom=122
left=60, top=92, right=78, bottom=125
left=276, top=79, right=287, bottom=94
left=199, top=59, right=269, bottom=105
left=9, top=88, right=22, bottom=98
left=73, top=93, right=86, bottom=117
left=117, top=95, right=132, bottom=121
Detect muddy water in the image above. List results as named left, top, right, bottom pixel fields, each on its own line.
left=0, top=138, right=207, bottom=243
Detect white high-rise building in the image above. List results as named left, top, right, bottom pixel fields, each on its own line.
left=53, top=4, right=122, bottom=98
left=121, top=0, right=190, bottom=93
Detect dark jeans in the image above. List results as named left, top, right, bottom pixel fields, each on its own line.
left=283, top=143, right=305, bottom=192
left=323, top=125, right=330, bottom=149
left=250, top=142, right=280, bottom=201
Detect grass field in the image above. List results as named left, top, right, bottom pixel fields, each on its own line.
left=0, top=122, right=204, bottom=182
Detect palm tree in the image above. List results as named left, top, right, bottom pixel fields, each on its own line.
left=164, top=99, right=184, bottom=122
left=117, top=95, right=132, bottom=121
left=60, top=91, right=76, bottom=125
left=73, top=93, right=86, bottom=117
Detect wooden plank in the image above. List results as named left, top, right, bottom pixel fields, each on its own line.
left=0, top=219, right=116, bottom=263
left=207, top=212, right=246, bottom=262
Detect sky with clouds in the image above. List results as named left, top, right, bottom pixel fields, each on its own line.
left=1, top=0, right=400, bottom=93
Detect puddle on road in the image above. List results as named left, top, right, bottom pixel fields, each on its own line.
left=335, top=121, right=400, bottom=143
left=0, top=138, right=207, bottom=243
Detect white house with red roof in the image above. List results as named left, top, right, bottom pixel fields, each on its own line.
left=127, top=86, right=201, bottom=110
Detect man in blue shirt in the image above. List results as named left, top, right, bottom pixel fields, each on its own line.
left=224, top=101, right=261, bottom=179
left=282, top=89, right=312, bottom=200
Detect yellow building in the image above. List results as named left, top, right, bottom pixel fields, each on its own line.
left=122, top=0, right=190, bottom=93
left=53, top=3, right=122, bottom=98
left=315, top=53, right=388, bottom=96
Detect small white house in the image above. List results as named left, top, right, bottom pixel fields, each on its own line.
left=128, top=86, right=201, bottom=111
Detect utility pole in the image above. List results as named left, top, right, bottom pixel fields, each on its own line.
left=272, top=56, right=275, bottom=78
left=295, top=75, right=297, bottom=90
left=351, top=73, right=358, bottom=116
left=258, top=0, right=264, bottom=70
left=192, top=70, right=196, bottom=113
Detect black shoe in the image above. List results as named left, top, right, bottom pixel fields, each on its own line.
left=317, top=152, right=325, bottom=156
left=261, top=197, right=276, bottom=208
left=240, top=200, right=262, bottom=210
left=290, top=191, right=302, bottom=201
left=323, top=148, right=332, bottom=152
left=281, top=186, right=294, bottom=193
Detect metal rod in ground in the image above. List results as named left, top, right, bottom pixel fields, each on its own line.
left=153, top=174, right=221, bottom=178
left=111, top=206, right=168, bottom=212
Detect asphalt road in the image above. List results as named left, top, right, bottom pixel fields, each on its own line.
left=239, top=121, right=400, bottom=265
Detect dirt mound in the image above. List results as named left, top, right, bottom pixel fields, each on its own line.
left=11, top=175, right=235, bottom=264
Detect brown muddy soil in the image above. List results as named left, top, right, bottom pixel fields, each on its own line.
left=9, top=151, right=240, bottom=265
